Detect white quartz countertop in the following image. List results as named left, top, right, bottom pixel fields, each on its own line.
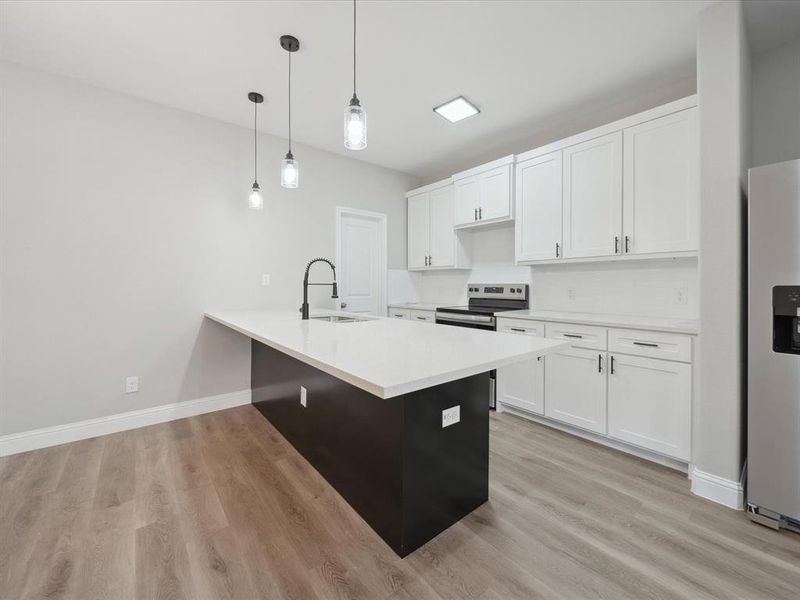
left=205, top=310, right=569, bottom=399
left=498, top=309, right=699, bottom=335
left=387, top=302, right=440, bottom=311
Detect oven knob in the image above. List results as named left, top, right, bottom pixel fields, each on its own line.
left=517, top=288, right=523, bottom=293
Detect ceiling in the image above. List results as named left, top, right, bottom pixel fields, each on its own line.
left=1, top=1, right=789, bottom=178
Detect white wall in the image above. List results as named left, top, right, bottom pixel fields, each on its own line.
left=0, top=62, right=417, bottom=436
left=695, top=0, right=751, bottom=492
left=751, top=36, right=800, bottom=168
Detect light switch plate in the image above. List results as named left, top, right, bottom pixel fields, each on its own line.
left=300, top=386, right=307, bottom=407
left=442, top=405, right=460, bottom=428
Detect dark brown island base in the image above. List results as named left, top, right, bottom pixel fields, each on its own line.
left=251, top=339, right=489, bottom=557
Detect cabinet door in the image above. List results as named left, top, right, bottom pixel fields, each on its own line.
left=545, top=347, right=607, bottom=433
left=479, top=165, right=512, bottom=221
left=454, top=177, right=479, bottom=226
left=562, top=132, right=622, bottom=258
left=623, top=108, right=698, bottom=254
left=607, top=354, right=691, bottom=460
left=407, top=192, right=430, bottom=270
left=497, top=324, right=545, bottom=414
left=516, top=152, right=562, bottom=262
left=428, top=185, right=455, bottom=267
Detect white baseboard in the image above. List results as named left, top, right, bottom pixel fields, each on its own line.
left=0, top=389, right=251, bottom=457
left=690, top=466, right=745, bottom=510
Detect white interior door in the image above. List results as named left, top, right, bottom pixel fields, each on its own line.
left=336, top=208, right=386, bottom=314
left=562, top=132, right=622, bottom=258
left=428, top=185, right=455, bottom=268
left=516, top=151, right=563, bottom=261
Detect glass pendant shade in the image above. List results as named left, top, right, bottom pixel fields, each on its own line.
left=281, top=153, right=299, bottom=188
left=344, top=98, right=367, bottom=150
left=249, top=181, right=263, bottom=210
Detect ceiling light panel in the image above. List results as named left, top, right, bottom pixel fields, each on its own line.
left=433, top=96, right=480, bottom=123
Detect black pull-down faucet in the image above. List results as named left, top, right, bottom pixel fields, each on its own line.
left=301, top=258, right=338, bottom=320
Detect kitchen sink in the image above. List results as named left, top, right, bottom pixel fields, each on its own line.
left=309, top=314, right=372, bottom=323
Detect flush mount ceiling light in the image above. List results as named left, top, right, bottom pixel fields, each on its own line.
left=280, top=34, right=300, bottom=189
left=343, top=0, right=367, bottom=150
left=433, top=96, right=480, bottom=123
left=247, top=91, right=264, bottom=210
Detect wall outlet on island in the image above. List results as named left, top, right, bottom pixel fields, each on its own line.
left=300, top=386, right=307, bottom=407
left=125, top=376, right=139, bottom=394
left=675, top=287, right=689, bottom=305
left=442, top=405, right=460, bottom=428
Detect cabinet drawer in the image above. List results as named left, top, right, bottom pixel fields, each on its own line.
left=608, top=328, right=692, bottom=363
left=497, top=318, right=545, bottom=337
left=389, top=308, right=410, bottom=320
left=545, top=322, right=607, bottom=350
left=410, top=310, right=435, bottom=323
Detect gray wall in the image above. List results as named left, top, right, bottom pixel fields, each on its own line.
left=695, top=0, right=751, bottom=485
left=0, top=62, right=418, bottom=435
left=751, top=36, right=800, bottom=167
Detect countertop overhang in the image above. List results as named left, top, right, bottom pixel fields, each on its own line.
left=205, top=310, right=570, bottom=399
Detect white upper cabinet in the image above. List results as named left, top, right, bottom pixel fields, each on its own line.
left=428, top=185, right=456, bottom=267
left=623, top=108, right=699, bottom=255
left=406, top=181, right=470, bottom=271
left=453, top=157, right=514, bottom=228
left=515, top=151, right=563, bottom=262
left=407, top=191, right=430, bottom=270
left=562, top=132, right=623, bottom=259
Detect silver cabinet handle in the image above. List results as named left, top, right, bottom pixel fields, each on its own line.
left=615, top=236, right=620, bottom=254
left=555, top=242, right=560, bottom=258
left=474, top=208, right=478, bottom=221
left=598, top=354, right=603, bottom=373
left=563, top=333, right=583, bottom=339
left=428, top=255, right=432, bottom=266
left=625, top=235, right=631, bottom=253
left=510, top=327, right=526, bottom=333
left=478, top=207, right=482, bottom=220
left=416, top=316, right=427, bottom=320
left=633, top=341, right=659, bottom=348
left=610, top=355, right=616, bottom=374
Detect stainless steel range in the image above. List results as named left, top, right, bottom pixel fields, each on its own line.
left=436, top=283, right=530, bottom=408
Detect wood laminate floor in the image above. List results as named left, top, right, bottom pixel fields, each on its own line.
left=1, top=406, right=798, bottom=600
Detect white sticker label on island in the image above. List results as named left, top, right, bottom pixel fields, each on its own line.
left=442, top=405, right=461, bottom=428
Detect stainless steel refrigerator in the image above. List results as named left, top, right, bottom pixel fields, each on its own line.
left=748, top=158, right=800, bottom=532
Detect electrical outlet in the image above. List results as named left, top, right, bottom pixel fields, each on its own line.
left=125, top=376, right=139, bottom=394
left=300, top=386, right=307, bottom=407
left=261, top=274, right=270, bottom=286
left=567, top=287, right=577, bottom=301
left=675, top=287, right=688, bottom=305
left=442, top=405, right=460, bottom=428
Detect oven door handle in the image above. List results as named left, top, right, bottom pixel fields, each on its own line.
left=434, top=313, right=495, bottom=325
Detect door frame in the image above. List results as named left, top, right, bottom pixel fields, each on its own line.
left=335, top=206, right=388, bottom=316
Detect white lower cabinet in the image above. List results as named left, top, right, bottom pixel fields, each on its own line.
left=607, top=353, right=691, bottom=461
left=544, top=347, right=608, bottom=434
left=497, top=320, right=545, bottom=415
left=389, top=308, right=410, bottom=320
left=409, top=309, right=435, bottom=323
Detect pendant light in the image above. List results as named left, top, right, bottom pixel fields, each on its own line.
left=344, top=0, right=367, bottom=150
left=280, top=35, right=300, bottom=188
left=247, top=92, right=264, bottom=210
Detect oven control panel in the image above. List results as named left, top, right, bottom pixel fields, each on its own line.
left=467, top=284, right=529, bottom=301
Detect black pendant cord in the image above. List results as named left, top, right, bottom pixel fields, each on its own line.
left=288, top=50, right=292, bottom=155
left=352, top=0, right=357, bottom=98
left=253, top=101, right=258, bottom=182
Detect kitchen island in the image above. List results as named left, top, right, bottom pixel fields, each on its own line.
left=205, top=309, right=569, bottom=556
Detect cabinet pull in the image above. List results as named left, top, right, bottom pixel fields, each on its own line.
left=555, top=242, right=560, bottom=258
left=474, top=208, right=478, bottom=221
left=478, top=207, right=483, bottom=220
left=614, top=236, right=620, bottom=254
left=393, top=314, right=404, bottom=318
left=610, top=355, right=616, bottom=374
left=428, top=255, right=432, bottom=266
left=562, top=333, right=583, bottom=339
left=510, top=327, right=526, bottom=333
left=416, top=316, right=427, bottom=320
left=633, top=341, right=659, bottom=348
left=598, top=354, right=603, bottom=373
left=537, top=356, right=542, bottom=362
left=625, top=235, right=631, bottom=253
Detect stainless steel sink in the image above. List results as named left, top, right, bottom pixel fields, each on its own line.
left=309, top=314, right=372, bottom=323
